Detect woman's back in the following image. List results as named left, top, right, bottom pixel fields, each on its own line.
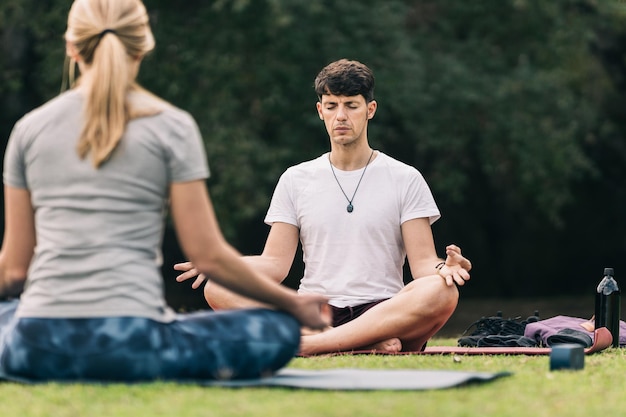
left=4, top=89, right=208, bottom=321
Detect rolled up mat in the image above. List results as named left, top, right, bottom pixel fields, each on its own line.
left=546, top=328, right=593, bottom=348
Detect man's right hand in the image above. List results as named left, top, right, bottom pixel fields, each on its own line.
left=174, top=262, right=207, bottom=289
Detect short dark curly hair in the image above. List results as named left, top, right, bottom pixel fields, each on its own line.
left=314, top=59, right=375, bottom=102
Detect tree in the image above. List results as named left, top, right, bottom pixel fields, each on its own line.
left=1, top=0, right=625, bottom=303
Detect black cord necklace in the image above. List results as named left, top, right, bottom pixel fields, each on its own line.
left=329, top=150, right=375, bottom=213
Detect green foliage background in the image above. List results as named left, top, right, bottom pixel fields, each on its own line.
left=2, top=0, right=626, bottom=306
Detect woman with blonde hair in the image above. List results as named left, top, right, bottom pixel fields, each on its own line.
left=0, top=0, right=329, bottom=382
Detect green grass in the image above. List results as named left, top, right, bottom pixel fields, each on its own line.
left=2, top=338, right=625, bottom=417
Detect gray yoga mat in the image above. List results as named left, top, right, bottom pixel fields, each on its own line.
left=198, top=368, right=512, bottom=390
left=0, top=368, right=511, bottom=390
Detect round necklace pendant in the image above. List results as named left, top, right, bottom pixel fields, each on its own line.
left=347, top=203, right=354, bottom=213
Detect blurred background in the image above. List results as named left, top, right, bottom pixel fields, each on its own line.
left=2, top=0, right=626, bottom=315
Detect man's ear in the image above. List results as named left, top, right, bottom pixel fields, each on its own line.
left=316, top=101, right=324, bottom=120
left=367, top=100, right=377, bottom=120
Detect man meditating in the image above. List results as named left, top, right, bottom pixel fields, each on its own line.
left=176, top=59, right=472, bottom=355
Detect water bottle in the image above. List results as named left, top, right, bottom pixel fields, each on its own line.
left=594, top=267, right=621, bottom=348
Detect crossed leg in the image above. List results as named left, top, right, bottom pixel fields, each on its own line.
left=298, top=275, right=459, bottom=356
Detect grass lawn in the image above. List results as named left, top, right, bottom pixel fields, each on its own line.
left=1, top=338, right=624, bottom=417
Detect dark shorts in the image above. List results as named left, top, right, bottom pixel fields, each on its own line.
left=0, top=300, right=300, bottom=382
left=330, top=299, right=389, bottom=327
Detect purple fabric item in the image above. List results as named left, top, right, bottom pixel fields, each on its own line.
left=524, top=315, right=626, bottom=347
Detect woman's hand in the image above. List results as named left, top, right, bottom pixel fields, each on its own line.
left=289, top=293, right=332, bottom=330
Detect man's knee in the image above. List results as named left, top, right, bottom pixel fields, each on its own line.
left=406, top=275, right=459, bottom=316
left=203, top=281, right=223, bottom=310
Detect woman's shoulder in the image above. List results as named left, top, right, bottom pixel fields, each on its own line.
left=129, top=88, right=180, bottom=116
left=11, top=90, right=81, bottom=139
left=129, top=88, right=198, bottom=130
left=18, top=90, right=81, bottom=124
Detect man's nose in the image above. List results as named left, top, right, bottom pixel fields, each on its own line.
left=336, top=105, right=348, bottom=120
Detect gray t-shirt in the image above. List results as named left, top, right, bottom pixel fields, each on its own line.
left=3, top=89, right=209, bottom=321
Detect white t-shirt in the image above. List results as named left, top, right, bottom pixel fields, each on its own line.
left=265, top=151, right=440, bottom=307
left=3, top=89, right=209, bottom=321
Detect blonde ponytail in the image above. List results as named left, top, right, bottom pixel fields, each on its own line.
left=64, top=0, right=156, bottom=168
left=76, top=32, right=130, bottom=167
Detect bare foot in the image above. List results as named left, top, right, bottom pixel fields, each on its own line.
left=298, top=333, right=402, bottom=356
left=363, top=337, right=402, bottom=353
